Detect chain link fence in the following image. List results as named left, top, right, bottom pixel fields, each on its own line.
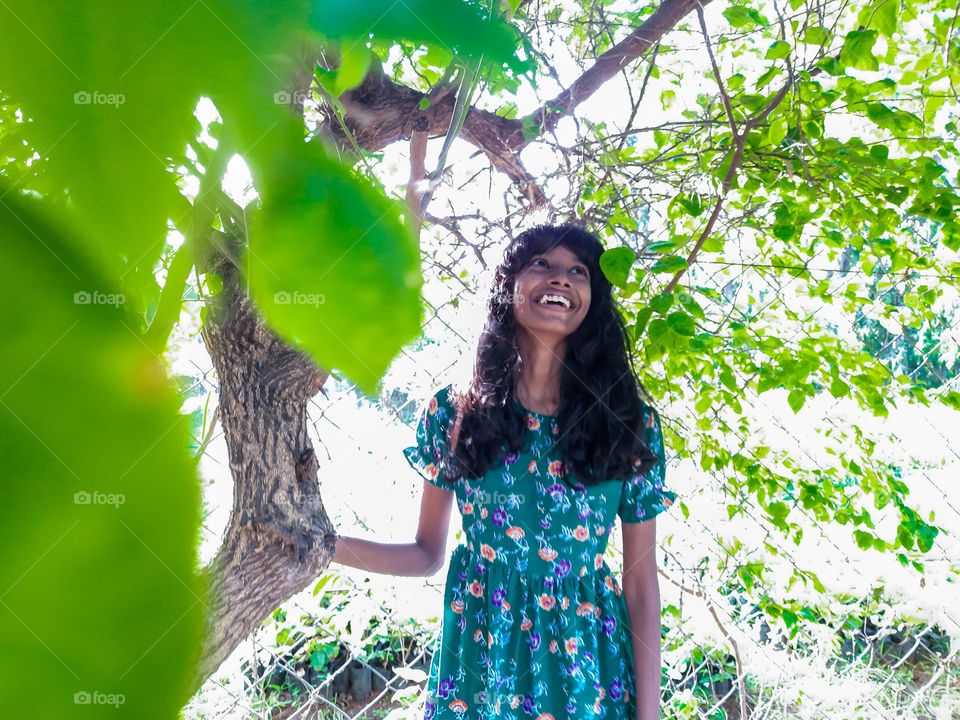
left=180, top=220, right=960, bottom=720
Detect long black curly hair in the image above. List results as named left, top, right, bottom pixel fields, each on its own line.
left=446, top=222, right=659, bottom=488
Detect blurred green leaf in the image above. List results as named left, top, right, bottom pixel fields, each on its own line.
left=335, top=44, right=373, bottom=95
left=310, top=0, right=523, bottom=70
left=246, top=131, right=422, bottom=395
left=0, top=192, right=203, bottom=719
left=0, top=1, right=309, bottom=314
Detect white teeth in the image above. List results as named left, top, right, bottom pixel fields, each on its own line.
left=537, top=294, right=571, bottom=308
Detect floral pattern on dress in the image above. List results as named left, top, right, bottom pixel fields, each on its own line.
left=403, top=384, right=679, bottom=720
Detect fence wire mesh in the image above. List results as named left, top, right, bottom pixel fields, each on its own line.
left=181, top=223, right=960, bottom=720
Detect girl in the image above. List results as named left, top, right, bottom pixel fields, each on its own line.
left=333, top=223, right=678, bottom=720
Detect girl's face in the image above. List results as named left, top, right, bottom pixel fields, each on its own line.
left=512, top=244, right=592, bottom=340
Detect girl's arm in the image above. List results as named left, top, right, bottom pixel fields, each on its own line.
left=331, top=481, right=455, bottom=577
left=621, top=517, right=664, bottom=720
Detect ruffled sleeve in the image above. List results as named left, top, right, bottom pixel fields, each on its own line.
left=402, top=384, right=459, bottom=491
left=617, top=403, right=678, bottom=523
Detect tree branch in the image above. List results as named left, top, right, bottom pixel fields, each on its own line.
left=330, top=0, right=712, bottom=207
left=515, top=0, right=716, bottom=144
left=405, top=117, right=429, bottom=235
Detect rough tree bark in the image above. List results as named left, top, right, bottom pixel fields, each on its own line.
left=190, top=239, right=338, bottom=692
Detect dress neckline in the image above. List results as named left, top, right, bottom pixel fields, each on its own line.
left=511, top=396, right=558, bottom=419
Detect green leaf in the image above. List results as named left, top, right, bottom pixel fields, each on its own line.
left=0, top=191, right=203, bottom=718
left=701, top=234, right=726, bottom=253
left=599, top=246, right=636, bottom=288
left=829, top=378, right=850, bottom=397
left=941, top=391, right=960, bottom=410
left=722, top=5, right=768, bottom=29
left=246, top=130, right=422, bottom=395
left=667, top=311, right=697, bottom=336
left=755, top=65, right=781, bottom=90
left=635, top=307, right=654, bottom=335
left=788, top=389, right=806, bottom=412
left=677, top=292, right=706, bottom=319
left=0, top=1, right=347, bottom=316
left=315, top=64, right=339, bottom=96
left=768, top=501, right=790, bottom=523
left=766, top=115, right=789, bottom=145
left=854, top=530, right=875, bottom=550
left=521, top=115, right=541, bottom=142
left=799, top=26, right=829, bottom=45
left=764, top=40, right=791, bottom=60
left=646, top=240, right=682, bottom=254
left=840, top=29, right=880, bottom=71
left=869, top=144, right=890, bottom=162
left=204, top=272, right=224, bottom=296
left=859, top=0, right=899, bottom=37
left=941, top=221, right=960, bottom=251
left=650, top=255, right=688, bottom=273
left=649, top=292, right=674, bottom=315
left=678, top=192, right=705, bottom=217
left=727, top=73, right=747, bottom=90
left=334, top=44, right=373, bottom=95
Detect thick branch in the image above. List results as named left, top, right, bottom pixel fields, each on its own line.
left=405, top=116, right=429, bottom=234
left=330, top=0, right=710, bottom=206
left=517, top=0, right=715, bottom=143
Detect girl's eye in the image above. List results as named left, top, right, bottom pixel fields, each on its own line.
left=531, top=258, right=587, bottom=275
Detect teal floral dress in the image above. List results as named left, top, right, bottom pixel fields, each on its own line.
left=403, top=384, right=679, bottom=720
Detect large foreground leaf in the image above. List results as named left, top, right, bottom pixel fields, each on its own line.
left=0, top=192, right=204, bottom=719
left=246, top=130, right=423, bottom=395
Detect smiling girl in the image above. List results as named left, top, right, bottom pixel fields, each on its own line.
left=334, top=223, right=678, bottom=720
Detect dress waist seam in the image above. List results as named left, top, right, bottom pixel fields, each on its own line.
left=448, top=542, right=621, bottom=587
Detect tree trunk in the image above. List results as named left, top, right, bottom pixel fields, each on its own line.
left=190, top=247, right=338, bottom=692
